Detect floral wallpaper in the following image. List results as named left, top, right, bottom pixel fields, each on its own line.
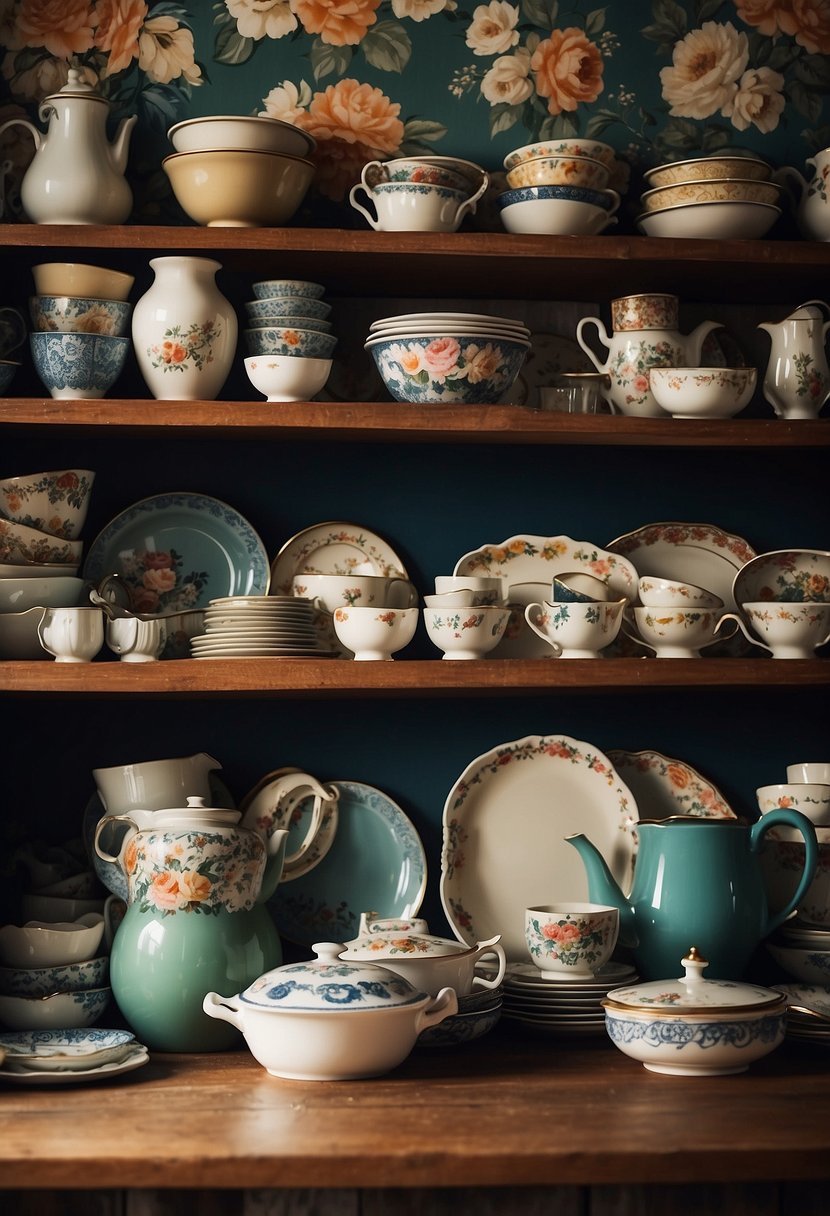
left=0, top=0, right=829, bottom=223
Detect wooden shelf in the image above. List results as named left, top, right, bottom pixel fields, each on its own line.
left=3, top=224, right=830, bottom=302
left=1, top=1036, right=829, bottom=1190
left=0, top=658, right=826, bottom=698
left=0, top=398, right=826, bottom=444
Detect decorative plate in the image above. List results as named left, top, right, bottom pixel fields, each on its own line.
left=606, top=749, right=737, bottom=820
left=270, top=520, right=408, bottom=594
left=83, top=493, right=269, bottom=615
left=268, top=780, right=427, bottom=948
left=440, top=733, right=638, bottom=962
left=0, top=1029, right=148, bottom=1085
left=453, top=534, right=638, bottom=658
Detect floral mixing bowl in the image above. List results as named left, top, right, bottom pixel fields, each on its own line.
left=366, top=332, right=528, bottom=404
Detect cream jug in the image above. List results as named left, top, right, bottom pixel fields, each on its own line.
left=576, top=293, right=721, bottom=417
left=757, top=300, right=830, bottom=419
left=0, top=69, right=135, bottom=224
left=774, top=150, right=830, bottom=242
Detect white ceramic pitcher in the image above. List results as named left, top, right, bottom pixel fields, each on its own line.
left=757, top=300, right=830, bottom=419
left=774, top=149, right=830, bottom=242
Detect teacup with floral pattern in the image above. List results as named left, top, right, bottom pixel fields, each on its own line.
left=525, top=903, right=619, bottom=979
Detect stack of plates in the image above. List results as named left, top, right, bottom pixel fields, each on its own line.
left=367, top=310, right=531, bottom=343
left=773, top=984, right=830, bottom=1047
left=191, top=595, right=329, bottom=659
left=497, top=960, right=639, bottom=1036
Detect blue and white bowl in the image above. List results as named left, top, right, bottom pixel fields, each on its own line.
left=0, top=984, right=111, bottom=1031
left=30, top=332, right=130, bottom=399
left=243, top=325, right=337, bottom=359
left=251, top=279, right=325, bottom=300
left=365, top=332, right=528, bottom=405
left=0, top=954, right=109, bottom=997
left=29, top=295, right=132, bottom=337
left=245, top=315, right=333, bottom=335
left=497, top=184, right=620, bottom=236
left=244, top=295, right=331, bottom=321
left=497, top=184, right=619, bottom=211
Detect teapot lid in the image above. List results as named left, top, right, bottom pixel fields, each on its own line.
left=603, top=947, right=786, bottom=1014
left=46, top=68, right=108, bottom=104
left=239, top=942, right=431, bottom=1013
left=340, top=930, right=478, bottom=962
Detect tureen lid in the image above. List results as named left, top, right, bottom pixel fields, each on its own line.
left=603, top=947, right=787, bottom=1014
left=239, top=942, right=431, bottom=1012
left=340, top=930, right=477, bottom=962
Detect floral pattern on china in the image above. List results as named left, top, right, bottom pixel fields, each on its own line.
left=606, top=750, right=736, bottom=820
left=457, top=534, right=637, bottom=597
left=372, top=336, right=521, bottom=404
left=125, top=827, right=266, bottom=917
left=0, top=519, right=78, bottom=566
left=526, top=911, right=615, bottom=971
left=146, top=320, right=222, bottom=375
left=611, top=294, right=678, bottom=331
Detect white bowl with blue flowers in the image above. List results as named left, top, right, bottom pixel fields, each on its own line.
left=30, top=332, right=130, bottom=399
left=243, top=325, right=337, bottom=359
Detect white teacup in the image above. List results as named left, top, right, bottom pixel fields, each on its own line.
left=637, top=576, right=723, bottom=610
left=524, top=599, right=626, bottom=657
left=37, top=606, right=104, bottom=662
left=348, top=176, right=488, bottom=233
left=433, top=575, right=503, bottom=605
left=630, top=606, right=733, bottom=658
left=728, top=601, right=830, bottom=659
left=105, top=615, right=167, bottom=662
left=525, top=903, right=620, bottom=979
left=332, top=605, right=419, bottom=660
left=292, top=573, right=416, bottom=612
left=788, top=762, right=830, bottom=784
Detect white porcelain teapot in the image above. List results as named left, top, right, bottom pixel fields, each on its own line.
left=757, top=300, right=830, bottom=419
left=0, top=69, right=135, bottom=224
left=576, top=293, right=722, bottom=417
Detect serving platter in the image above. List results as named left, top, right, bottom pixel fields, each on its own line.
left=606, top=749, right=737, bottom=820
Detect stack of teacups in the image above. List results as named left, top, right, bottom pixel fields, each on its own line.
left=523, top=571, right=627, bottom=658
left=423, top=575, right=510, bottom=659
left=497, top=138, right=621, bottom=234
left=349, top=155, right=488, bottom=232
left=290, top=572, right=419, bottom=660
left=28, top=262, right=133, bottom=398
left=731, top=548, right=830, bottom=659
left=243, top=277, right=336, bottom=402
left=629, top=575, right=729, bottom=658
left=0, top=841, right=111, bottom=1030
left=0, top=467, right=96, bottom=659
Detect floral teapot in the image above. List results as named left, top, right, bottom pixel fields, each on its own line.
left=576, top=293, right=722, bottom=417
left=757, top=300, right=830, bottom=420
left=0, top=69, right=135, bottom=224
left=95, top=797, right=291, bottom=1052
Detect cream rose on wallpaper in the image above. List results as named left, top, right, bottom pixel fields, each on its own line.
left=480, top=49, right=533, bottom=107
left=465, top=1, right=520, bottom=57
left=723, top=65, right=786, bottom=133
left=225, top=0, right=297, bottom=40
left=659, top=20, right=748, bottom=118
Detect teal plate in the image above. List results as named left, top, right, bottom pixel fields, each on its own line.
left=83, top=492, right=269, bottom=614
left=269, top=780, right=427, bottom=948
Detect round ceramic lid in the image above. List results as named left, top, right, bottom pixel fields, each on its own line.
left=340, top=931, right=476, bottom=962
left=239, top=942, right=429, bottom=1012
left=603, top=947, right=786, bottom=1014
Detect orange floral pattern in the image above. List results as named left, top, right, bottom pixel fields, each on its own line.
left=296, top=78, right=404, bottom=200
left=293, top=0, right=381, bottom=46
left=95, top=0, right=148, bottom=75
left=8, top=0, right=97, bottom=60
left=530, top=27, right=604, bottom=116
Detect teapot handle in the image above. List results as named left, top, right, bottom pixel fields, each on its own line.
left=0, top=117, right=42, bottom=149
left=575, top=316, right=609, bottom=372
left=93, top=813, right=138, bottom=865
left=751, top=807, right=819, bottom=936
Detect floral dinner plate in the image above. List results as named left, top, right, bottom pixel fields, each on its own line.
left=605, top=749, right=737, bottom=820
left=270, top=520, right=408, bottom=594
left=83, top=493, right=269, bottom=615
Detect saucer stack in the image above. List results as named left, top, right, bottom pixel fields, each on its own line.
left=773, top=984, right=830, bottom=1048
left=191, top=595, right=329, bottom=659
left=418, top=985, right=503, bottom=1048
left=497, top=960, right=639, bottom=1036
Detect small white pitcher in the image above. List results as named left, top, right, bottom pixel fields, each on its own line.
left=106, top=615, right=167, bottom=662
left=38, top=606, right=104, bottom=662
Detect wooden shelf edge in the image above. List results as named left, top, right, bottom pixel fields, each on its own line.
left=0, top=658, right=826, bottom=697
left=1, top=398, right=826, bottom=445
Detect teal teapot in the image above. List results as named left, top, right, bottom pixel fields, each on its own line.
left=96, top=797, right=289, bottom=1052
left=567, top=810, right=818, bottom=980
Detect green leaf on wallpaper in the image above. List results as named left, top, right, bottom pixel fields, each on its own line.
left=795, top=54, right=830, bottom=88
left=790, top=80, right=823, bottom=125
left=585, top=109, right=620, bottom=137
left=641, top=0, right=687, bottom=46
left=538, top=112, right=579, bottom=140
left=585, top=8, right=607, bottom=38
left=489, top=103, right=520, bottom=138
left=694, top=0, right=723, bottom=21
left=400, top=119, right=448, bottom=152
left=213, top=25, right=255, bottom=67
left=522, top=0, right=554, bottom=28
left=659, top=118, right=700, bottom=150
left=766, top=43, right=801, bottom=73
left=310, top=39, right=353, bottom=82
left=362, top=22, right=412, bottom=73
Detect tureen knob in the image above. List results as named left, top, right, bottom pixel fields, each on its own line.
left=681, top=946, right=708, bottom=987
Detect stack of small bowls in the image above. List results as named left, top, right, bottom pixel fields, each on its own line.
left=731, top=548, right=830, bottom=659
left=498, top=138, right=621, bottom=234
left=636, top=154, right=782, bottom=239
left=423, top=576, right=511, bottom=659
left=28, top=262, right=133, bottom=399
left=365, top=310, right=530, bottom=404
left=628, top=575, right=729, bottom=658
left=243, top=277, right=336, bottom=401
left=163, top=115, right=316, bottom=228
left=350, top=155, right=488, bottom=233
left=0, top=467, right=94, bottom=658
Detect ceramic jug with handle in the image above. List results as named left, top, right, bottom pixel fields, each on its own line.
left=566, top=810, right=818, bottom=980
left=95, top=796, right=291, bottom=1051
left=774, top=150, right=830, bottom=242
left=576, top=293, right=722, bottom=417
left=757, top=300, right=830, bottom=419
left=0, top=69, right=135, bottom=225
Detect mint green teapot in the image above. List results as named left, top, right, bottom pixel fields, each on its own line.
left=96, top=797, right=289, bottom=1051
left=567, top=810, right=818, bottom=980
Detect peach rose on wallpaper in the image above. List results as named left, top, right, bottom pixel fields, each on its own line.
left=291, top=78, right=404, bottom=200
left=724, top=65, right=785, bottom=132
left=660, top=21, right=748, bottom=119
left=96, top=0, right=147, bottom=76
left=531, top=28, right=604, bottom=116
left=293, top=0, right=381, bottom=46
left=732, top=0, right=784, bottom=37
left=465, top=1, right=520, bottom=56
left=7, top=0, right=97, bottom=60
left=785, top=0, right=830, bottom=54
left=225, top=0, right=298, bottom=40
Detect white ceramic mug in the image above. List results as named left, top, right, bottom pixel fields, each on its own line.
left=348, top=176, right=488, bottom=233
left=37, top=606, right=104, bottom=662
left=106, top=615, right=167, bottom=662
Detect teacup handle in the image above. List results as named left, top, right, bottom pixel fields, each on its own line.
left=454, top=172, right=490, bottom=224
left=523, top=603, right=563, bottom=656
left=348, top=183, right=381, bottom=231
left=471, top=935, right=506, bottom=990
left=719, top=611, right=774, bottom=656
left=0, top=306, right=27, bottom=356
left=277, top=778, right=340, bottom=879
left=597, top=188, right=621, bottom=217
left=94, top=813, right=138, bottom=865
left=360, top=160, right=388, bottom=190
left=390, top=578, right=418, bottom=608
left=751, top=807, right=818, bottom=936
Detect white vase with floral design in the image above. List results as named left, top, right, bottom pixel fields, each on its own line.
left=131, top=256, right=237, bottom=401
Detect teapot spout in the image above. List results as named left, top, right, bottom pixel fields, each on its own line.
left=110, top=113, right=137, bottom=174
left=565, top=832, right=635, bottom=944
left=259, top=827, right=289, bottom=904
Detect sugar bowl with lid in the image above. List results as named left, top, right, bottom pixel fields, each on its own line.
left=339, top=918, right=506, bottom=996
left=202, top=942, right=458, bottom=1079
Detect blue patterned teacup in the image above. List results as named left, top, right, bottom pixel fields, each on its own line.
left=30, top=331, right=129, bottom=399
